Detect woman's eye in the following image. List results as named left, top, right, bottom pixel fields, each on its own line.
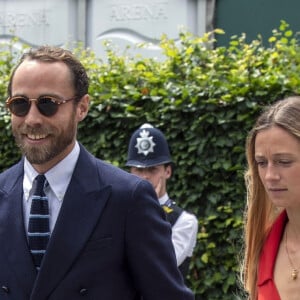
left=256, top=161, right=267, bottom=167
left=278, top=160, right=292, bottom=165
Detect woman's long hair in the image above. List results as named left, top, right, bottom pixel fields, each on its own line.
left=241, top=96, right=300, bottom=299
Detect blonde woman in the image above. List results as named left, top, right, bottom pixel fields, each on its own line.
left=242, top=96, right=300, bottom=299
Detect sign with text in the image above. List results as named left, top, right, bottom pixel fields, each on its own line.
left=0, top=0, right=76, bottom=47
left=0, top=0, right=209, bottom=59
left=88, top=0, right=207, bottom=59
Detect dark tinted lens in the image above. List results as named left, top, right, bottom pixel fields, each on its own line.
left=37, top=97, right=58, bottom=117
left=8, top=97, right=30, bottom=116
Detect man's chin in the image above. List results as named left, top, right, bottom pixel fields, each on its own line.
left=21, top=145, right=50, bottom=164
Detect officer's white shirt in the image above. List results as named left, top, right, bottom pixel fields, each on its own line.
left=159, top=193, right=198, bottom=266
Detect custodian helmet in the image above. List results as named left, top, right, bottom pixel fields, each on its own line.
left=126, top=123, right=172, bottom=168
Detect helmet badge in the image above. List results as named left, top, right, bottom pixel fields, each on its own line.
left=135, top=129, right=156, bottom=156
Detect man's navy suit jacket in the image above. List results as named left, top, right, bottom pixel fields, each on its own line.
left=0, top=144, right=194, bottom=300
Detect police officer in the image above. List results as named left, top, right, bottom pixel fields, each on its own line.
left=126, top=123, right=198, bottom=279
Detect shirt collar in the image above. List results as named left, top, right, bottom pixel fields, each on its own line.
left=23, top=141, right=80, bottom=201
left=158, top=193, right=169, bottom=206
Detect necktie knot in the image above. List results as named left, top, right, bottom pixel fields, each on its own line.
left=34, top=174, right=46, bottom=195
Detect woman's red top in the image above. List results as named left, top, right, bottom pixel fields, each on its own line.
left=257, top=210, right=287, bottom=300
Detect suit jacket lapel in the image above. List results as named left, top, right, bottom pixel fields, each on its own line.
left=31, top=146, right=111, bottom=299
left=0, top=161, right=36, bottom=296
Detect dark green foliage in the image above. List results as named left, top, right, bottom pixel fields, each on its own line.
left=0, top=20, right=299, bottom=299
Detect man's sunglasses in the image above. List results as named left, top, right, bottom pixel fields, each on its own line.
left=6, top=95, right=77, bottom=117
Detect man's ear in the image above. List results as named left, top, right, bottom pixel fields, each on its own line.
left=165, top=165, right=172, bottom=179
left=77, top=94, right=89, bottom=121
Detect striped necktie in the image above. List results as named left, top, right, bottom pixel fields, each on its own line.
left=28, top=174, right=50, bottom=271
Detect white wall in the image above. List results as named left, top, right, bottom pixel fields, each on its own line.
left=0, top=0, right=214, bottom=60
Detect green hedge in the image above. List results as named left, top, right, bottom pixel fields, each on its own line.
left=1, top=20, right=300, bottom=299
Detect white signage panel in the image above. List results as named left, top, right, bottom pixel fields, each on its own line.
left=87, top=0, right=207, bottom=59
left=0, top=0, right=76, bottom=47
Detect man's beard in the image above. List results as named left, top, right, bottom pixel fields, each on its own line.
left=13, top=116, right=77, bottom=165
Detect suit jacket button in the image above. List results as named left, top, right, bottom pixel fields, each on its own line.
left=1, top=286, right=9, bottom=293
left=79, top=288, right=88, bottom=295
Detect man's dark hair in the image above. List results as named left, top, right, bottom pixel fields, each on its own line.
left=7, top=45, right=89, bottom=101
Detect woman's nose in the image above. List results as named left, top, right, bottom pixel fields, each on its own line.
left=264, top=165, right=280, bottom=181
